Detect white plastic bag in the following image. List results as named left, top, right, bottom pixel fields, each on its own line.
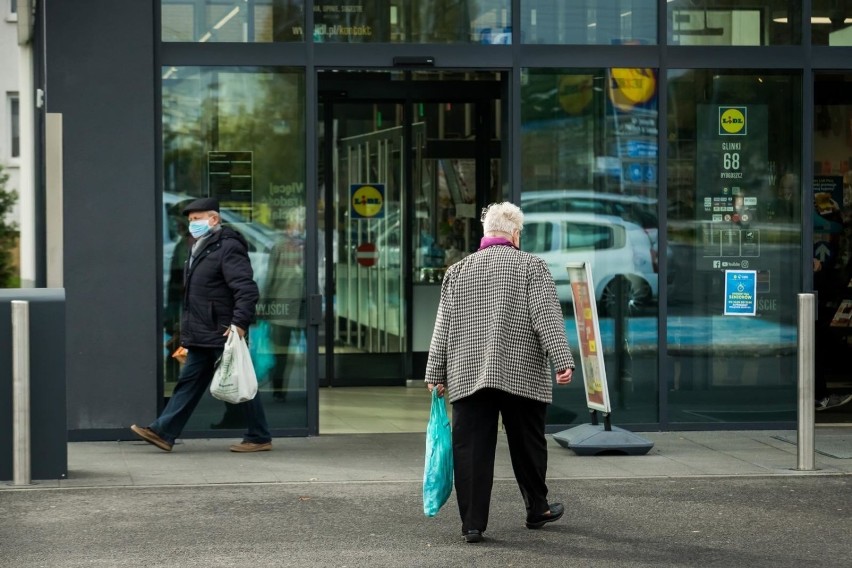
left=210, top=325, right=258, bottom=403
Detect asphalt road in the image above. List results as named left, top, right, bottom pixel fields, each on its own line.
left=1, top=476, right=849, bottom=567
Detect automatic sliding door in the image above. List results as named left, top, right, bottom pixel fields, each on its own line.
left=321, top=101, right=407, bottom=386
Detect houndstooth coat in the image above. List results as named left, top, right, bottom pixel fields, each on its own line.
left=424, top=243, right=575, bottom=404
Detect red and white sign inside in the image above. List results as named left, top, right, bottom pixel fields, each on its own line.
left=356, top=242, right=377, bottom=267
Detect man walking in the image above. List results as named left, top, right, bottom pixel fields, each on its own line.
left=132, top=197, right=272, bottom=452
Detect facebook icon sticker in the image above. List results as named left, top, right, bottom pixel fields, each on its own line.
left=724, top=270, right=757, bottom=316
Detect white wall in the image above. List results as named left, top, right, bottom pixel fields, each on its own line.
left=0, top=3, right=20, bottom=226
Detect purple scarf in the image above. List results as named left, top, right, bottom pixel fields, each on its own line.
left=478, top=236, right=517, bottom=251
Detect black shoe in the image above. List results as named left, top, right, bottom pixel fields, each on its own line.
left=526, top=502, right=565, bottom=529
left=462, top=530, right=483, bottom=543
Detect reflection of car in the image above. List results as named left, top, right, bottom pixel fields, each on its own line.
left=521, top=189, right=674, bottom=286
left=522, top=189, right=657, bottom=227
left=163, top=192, right=277, bottom=306
left=523, top=212, right=658, bottom=315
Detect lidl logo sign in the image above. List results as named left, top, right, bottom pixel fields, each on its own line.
left=719, top=107, right=747, bottom=135
left=351, top=184, right=385, bottom=219
left=608, top=68, right=657, bottom=111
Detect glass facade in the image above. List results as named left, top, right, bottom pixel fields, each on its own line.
left=162, top=0, right=305, bottom=42
left=315, top=0, right=511, bottom=43
left=666, top=71, right=802, bottom=423
left=162, top=66, right=308, bottom=430
left=155, top=2, right=852, bottom=434
left=520, top=68, right=660, bottom=425
left=521, top=1, right=656, bottom=44
left=161, top=0, right=511, bottom=43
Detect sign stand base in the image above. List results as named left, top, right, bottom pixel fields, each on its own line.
left=552, top=423, right=654, bottom=456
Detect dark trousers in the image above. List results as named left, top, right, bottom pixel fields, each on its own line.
left=150, top=346, right=271, bottom=444
left=451, top=388, right=550, bottom=533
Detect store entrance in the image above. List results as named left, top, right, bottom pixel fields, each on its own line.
left=813, top=73, right=852, bottom=422
left=316, top=70, right=506, bottom=431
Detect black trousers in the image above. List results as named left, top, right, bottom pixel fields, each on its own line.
left=451, top=388, right=550, bottom=533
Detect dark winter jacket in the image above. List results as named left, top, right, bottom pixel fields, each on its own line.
left=180, top=225, right=259, bottom=348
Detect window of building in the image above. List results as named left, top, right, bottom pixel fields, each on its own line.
left=161, top=0, right=305, bottom=42
left=812, top=1, right=852, bottom=45
left=161, top=1, right=512, bottom=43
left=520, top=67, right=660, bottom=425
left=667, top=0, right=801, bottom=45
left=521, top=0, right=656, bottom=45
left=9, top=94, right=19, bottom=158
left=313, top=0, right=511, bottom=43
left=666, top=70, right=802, bottom=423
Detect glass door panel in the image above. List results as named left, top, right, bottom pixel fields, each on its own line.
left=162, top=66, right=309, bottom=434
left=321, top=102, right=407, bottom=386
left=317, top=72, right=505, bottom=403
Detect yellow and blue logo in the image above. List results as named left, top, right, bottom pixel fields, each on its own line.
left=719, top=107, right=747, bottom=135
left=608, top=68, right=656, bottom=111
left=351, top=184, right=384, bottom=219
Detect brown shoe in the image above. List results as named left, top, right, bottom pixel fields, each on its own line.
left=130, top=424, right=173, bottom=452
left=229, top=441, right=272, bottom=453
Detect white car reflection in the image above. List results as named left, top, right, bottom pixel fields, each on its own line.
left=521, top=189, right=675, bottom=287
left=523, top=212, right=658, bottom=316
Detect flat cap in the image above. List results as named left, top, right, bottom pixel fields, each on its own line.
left=181, top=197, right=220, bottom=215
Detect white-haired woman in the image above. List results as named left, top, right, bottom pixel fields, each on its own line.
left=425, top=201, right=575, bottom=543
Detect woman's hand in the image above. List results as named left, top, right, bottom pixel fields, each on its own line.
left=555, top=368, right=573, bottom=385
left=427, top=383, right=446, bottom=397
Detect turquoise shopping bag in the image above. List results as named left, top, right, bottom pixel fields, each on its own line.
left=423, top=388, right=453, bottom=517
left=249, top=320, right=275, bottom=383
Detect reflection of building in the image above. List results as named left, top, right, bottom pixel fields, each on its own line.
left=0, top=3, right=20, bottom=234
left=15, top=2, right=852, bottom=442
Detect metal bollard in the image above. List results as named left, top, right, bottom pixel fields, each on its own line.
left=796, top=294, right=815, bottom=471
left=12, top=300, right=31, bottom=485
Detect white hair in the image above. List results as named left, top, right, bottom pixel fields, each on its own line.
left=481, top=202, right=523, bottom=235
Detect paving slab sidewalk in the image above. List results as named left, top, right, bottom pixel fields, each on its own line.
left=3, top=428, right=850, bottom=490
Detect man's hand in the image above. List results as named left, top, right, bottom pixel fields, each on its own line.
left=224, top=326, right=247, bottom=338
left=427, top=383, right=446, bottom=397
left=556, top=368, right=573, bottom=385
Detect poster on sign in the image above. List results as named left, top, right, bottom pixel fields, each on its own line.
left=567, top=262, right=612, bottom=414
left=723, top=270, right=757, bottom=316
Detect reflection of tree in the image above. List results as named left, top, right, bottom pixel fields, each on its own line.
left=162, top=68, right=306, bottom=228
left=272, top=1, right=305, bottom=41
left=413, top=0, right=473, bottom=42
left=163, top=83, right=205, bottom=193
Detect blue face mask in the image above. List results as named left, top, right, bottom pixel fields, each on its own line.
left=188, top=219, right=211, bottom=238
